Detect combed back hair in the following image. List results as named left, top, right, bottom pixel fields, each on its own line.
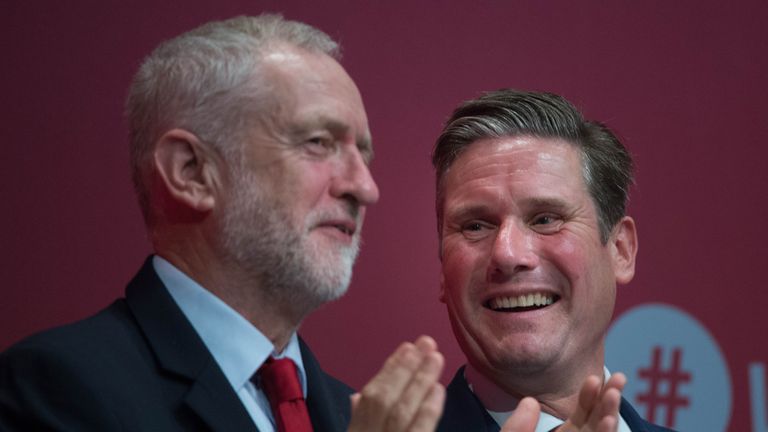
left=126, top=14, right=340, bottom=227
left=432, top=89, right=633, bottom=244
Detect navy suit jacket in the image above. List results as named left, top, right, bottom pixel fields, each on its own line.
left=438, top=367, right=675, bottom=432
left=0, top=258, right=353, bottom=431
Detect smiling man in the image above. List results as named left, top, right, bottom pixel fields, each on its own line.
left=433, top=90, right=673, bottom=431
left=0, top=15, right=444, bottom=432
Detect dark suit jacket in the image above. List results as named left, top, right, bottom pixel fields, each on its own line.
left=0, top=258, right=353, bottom=431
left=438, top=366, right=676, bottom=432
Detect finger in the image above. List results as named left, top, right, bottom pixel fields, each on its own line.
left=350, top=393, right=361, bottom=411
left=414, top=335, right=438, bottom=354
left=349, top=342, right=425, bottom=429
left=587, top=374, right=625, bottom=427
left=384, top=350, right=444, bottom=431
left=591, top=387, right=621, bottom=429
left=402, top=383, right=446, bottom=432
left=596, top=415, right=618, bottom=432
left=501, top=397, right=540, bottom=432
left=563, top=375, right=601, bottom=429
left=603, top=373, right=626, bottom=394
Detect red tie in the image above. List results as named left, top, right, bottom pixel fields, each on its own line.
left=258, top=357, right=314, bottom=432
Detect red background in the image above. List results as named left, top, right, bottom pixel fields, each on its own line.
left=3, top=2, right=766, bottom=430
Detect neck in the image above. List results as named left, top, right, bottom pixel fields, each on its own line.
left=155, top=238, right=313, bottom=351
left=466, top=357, right=606, bottom=420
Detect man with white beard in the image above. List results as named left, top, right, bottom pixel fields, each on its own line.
left=0, top=15, right=444, bottom=432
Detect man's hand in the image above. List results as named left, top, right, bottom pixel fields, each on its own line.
left=557, top=373, right=626, bottom=432
left=347, top=336, right=445, bottom=432
left=500, top=397, right=541, bottom=431
left=501, top=373, right=627, bottom=432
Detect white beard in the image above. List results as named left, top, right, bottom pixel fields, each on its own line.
left=218, top=169, right=361, bottom=309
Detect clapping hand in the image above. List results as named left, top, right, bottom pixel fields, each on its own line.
left=348, top=336, right=445, bottom=432
left=502, top=373, right=627, bottom=432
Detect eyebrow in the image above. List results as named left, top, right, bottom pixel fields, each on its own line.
left=519, top=197, right=571, bottom=212
left=445, top=197, right=572, bottom=222
left=444, top=204, right=493, bottom=223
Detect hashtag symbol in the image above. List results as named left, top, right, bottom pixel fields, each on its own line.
left=636, top=346, right=691, bottom=427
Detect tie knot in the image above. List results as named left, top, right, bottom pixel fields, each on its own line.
left=258, top=357, right=303, bottom=403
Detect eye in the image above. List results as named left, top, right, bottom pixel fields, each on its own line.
left=464, top=222, right=483, bottom=231
left=530, top=213, right=563, bottom=234
left=532, top=215, right=555, bottom=225
left=358, top=144, right=374, bottom=165
left=304, top=135, right=335, bottom=156
left=461, top=220, right=494, bottom=240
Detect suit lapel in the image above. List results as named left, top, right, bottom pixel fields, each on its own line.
left=620, top=397, right=671, bottom=431
left=183, top=362, right=260, bottom=431
left=300, top=337, right=353, bottom=432
left=125, top=257, right=258, bottom=432
left=620, top=398, right=645, bottom=431
left=438, top=366, right=500, bottom=432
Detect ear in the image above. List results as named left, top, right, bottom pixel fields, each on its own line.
left=153, top=129, right=220, bottom=213
left=610, top=216, right=638, bottom=285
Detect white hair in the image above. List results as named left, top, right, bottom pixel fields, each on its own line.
left=126, top=14, right=340, bottom=226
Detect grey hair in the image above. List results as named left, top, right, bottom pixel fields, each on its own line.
left=126, top=14, right=340, bottom=227
left=432, top=89, right=633, bottom=244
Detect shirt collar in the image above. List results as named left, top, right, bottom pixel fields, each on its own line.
left=152, top=255, right=307, bottom=396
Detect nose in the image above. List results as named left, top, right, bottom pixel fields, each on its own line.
left=330, top=147, right=380, bottom=207
left=487, top=220, right=539, bottom=281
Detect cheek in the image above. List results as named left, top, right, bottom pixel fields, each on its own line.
left=547, top=239, right=589, bottom=284
left=545, top=234, right=593, bottom=284
left=547, top=236, right=616, bottom=314
left=284, top=164, right=331, bottom=210
left=441, top=240, right=485, bottom=300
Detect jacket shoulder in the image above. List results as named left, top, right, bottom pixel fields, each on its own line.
left=0, top=300, right=142, bottom=430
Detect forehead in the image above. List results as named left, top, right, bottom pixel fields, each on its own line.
left=441, top=136, right=586, bottom=200
left=448, top=135, right=581, bottom=178
left=259, top=45, right=369, bottom=135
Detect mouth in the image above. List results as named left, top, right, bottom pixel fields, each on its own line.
left=317, top=220, right=357, bottom=237
left=484, top=292, right=559, bottom=312
left=333, top=223, right=355, bottom=236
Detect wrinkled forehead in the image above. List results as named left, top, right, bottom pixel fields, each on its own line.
left=439, top=135, right=585, bottom=189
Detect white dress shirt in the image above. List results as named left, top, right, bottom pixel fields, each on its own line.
left=154, top=256, right=307, bottom=432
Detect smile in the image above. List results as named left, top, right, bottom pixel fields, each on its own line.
left=485, top=293, right=559, bottom=312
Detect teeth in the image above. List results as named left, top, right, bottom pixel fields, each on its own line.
left=489, top=293, right=555, bottom=310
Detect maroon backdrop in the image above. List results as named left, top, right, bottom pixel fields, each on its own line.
left=3, top=2, right=766, bottom=430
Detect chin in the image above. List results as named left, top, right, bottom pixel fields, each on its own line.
left=481, top=340, right=561, bottom=376
left=305, top=260, right=354, bottom=304
left=316, top=278, right=350, bottom=302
